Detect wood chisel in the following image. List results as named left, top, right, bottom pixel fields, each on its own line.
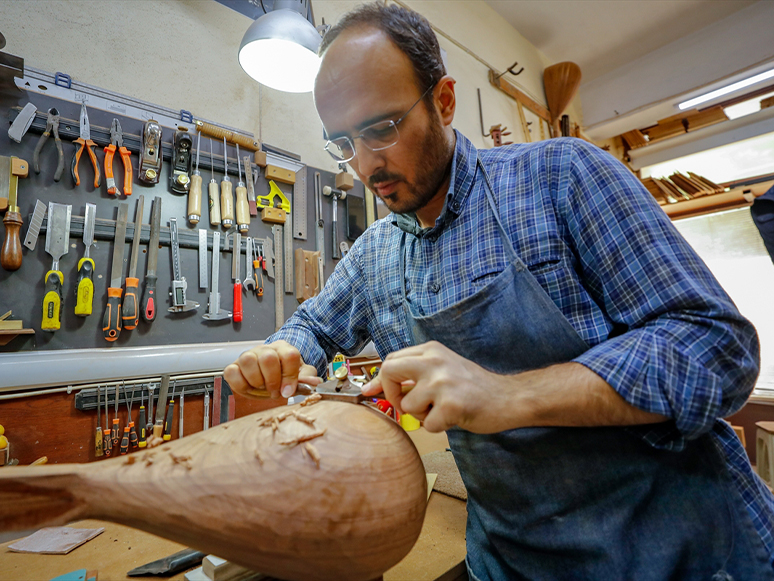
left=22, top=199, right=46, bottom=251
left=188, top=132, right=202, bottom=225
left=75, top=203, right=97, bottom=317
left=203, top=232, right=231, bottom=322
left=41, top=202, right=72, bottom=332
left=122, top=195, right=144, bottom=330
left=1, top=155, right=29, bottom=271
left=163, top=382, right=176, bottom=441
left=153, top=374, right=170, bottom=440
left=103, top=203, right=128, bottom=341
left=208, top=138, right=221, bottom=226
left=220, top=137, right=234, bottom=229
left=235, top=144, right=249, bottom=233
left=95, top=385, right=103, bottom=458
left=243, top=155, right=257, bottom=216
left=232, top=232, right=243, bottom=323
left=168, top=218, right=199, bottom=313
left=141, top=196, right=162, bottom=322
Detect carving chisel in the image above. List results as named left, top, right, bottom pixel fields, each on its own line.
left=103, top=203, right=128, bottom=341
left=235, top=144, right=249, bottom=233
left=95, top=385, right=103, bottom=458
left=164, top=383, right=176, bottom=441
left=75, top=203, right=97, bottom=317
left=122, top=195, right=144, bottom=330
left=188, top=131, right=202, bottom=224
left=41, top=202, right=72, bottom=332
left=153, top=375, right=170, bottom=440
left=220, top=137, right=234, bottom=228
left=142, top=197, right=162, bottom=322
left=208, top=138, right=221, bottom=226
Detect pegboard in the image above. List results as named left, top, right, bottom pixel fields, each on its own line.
left=0, top=85, right=365, bottom=353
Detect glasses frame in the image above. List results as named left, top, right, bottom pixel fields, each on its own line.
left=324, top=83, right=436, bottom=163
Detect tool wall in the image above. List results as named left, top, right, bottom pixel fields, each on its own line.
left=0, top=80, right=366, bottom=354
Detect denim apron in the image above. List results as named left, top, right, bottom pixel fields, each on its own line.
left=398, top=158, right=774, bottom=581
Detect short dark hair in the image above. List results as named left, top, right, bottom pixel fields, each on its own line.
left=318, top=1, right=446, bottom=102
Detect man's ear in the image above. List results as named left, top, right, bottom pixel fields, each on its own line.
left=434, top=75, right=456, bottom=126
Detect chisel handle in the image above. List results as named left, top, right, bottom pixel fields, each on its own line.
left=74, top=257, right=94, bottom=316
left=138, top=406, right=147, bottom=448
left=102, top=286, right=122, bottom=341
left=141, top=274, right=157, bottom=322
left=220, top=180, right=234, bottom=227
left=195, top=121, right=259, bottom=151
left=209, top=181, right=221, bottom=226
left=233, top=282, right=243, bottom=322
left=111, top=418, right=120, bottom=446
left=119, top=426, right=129, bottom=455
left=163, top=401, right=175, bottom=441
left=235, top=184, right=249, bottom=233
left=128, top=422, right=138, bottom=448
left=95, top=426, right=104, bottom=458
left=189, top=174, right=202, bottom=225
left=1, top=210, right=23, bottom=271
left=41, top=270, right=63, bottom=332
left=104, top=431, right=112, bottom=457
left=153, top=420, right=164, bottom=440
left=122, top=276, right=139, bottom=330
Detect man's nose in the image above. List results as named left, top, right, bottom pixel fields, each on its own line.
left=352, top=139, right=384, bottom=179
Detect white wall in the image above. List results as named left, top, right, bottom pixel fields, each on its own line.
left=0, top=0, right=567, bottom=176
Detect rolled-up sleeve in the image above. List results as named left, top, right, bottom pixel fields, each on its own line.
left=565, top=142, right=760, bottom=443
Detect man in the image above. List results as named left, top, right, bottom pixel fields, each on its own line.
left=224, top=3, right=774, bottom=579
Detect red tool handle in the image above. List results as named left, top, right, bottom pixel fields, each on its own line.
left=233, top=282, right=243, bottom=322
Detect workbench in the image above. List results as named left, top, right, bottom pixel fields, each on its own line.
left=0, top=430, right=468, bottom=581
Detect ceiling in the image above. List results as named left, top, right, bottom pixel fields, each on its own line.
left=483, top=0, right=758, bottom=83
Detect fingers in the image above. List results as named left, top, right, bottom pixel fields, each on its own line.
left=226, top=341, right=307, bottom=400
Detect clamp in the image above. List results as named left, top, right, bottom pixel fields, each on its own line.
left=104, top=119, right=133, bottom=196
left=33, top=108, right=64, bottom=182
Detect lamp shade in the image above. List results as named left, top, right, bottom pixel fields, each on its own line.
left=239, top=9, right=322, bottom=93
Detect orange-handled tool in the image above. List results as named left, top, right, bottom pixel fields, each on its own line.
left=104, top=119, right=132, bottom=196
left=104, top=203, right=128, bottom=341
left=122, top=196, right=144, bottom=330
left=71, top=102, right=100, bottom=189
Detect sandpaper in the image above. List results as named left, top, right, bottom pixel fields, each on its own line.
left=421, top=450, right=467, bottom=501
left=8, top=526, right=104, bottom=554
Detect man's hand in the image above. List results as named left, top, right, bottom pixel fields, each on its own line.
left=361, top=341, right=514, bottom=433
left=224, top=341, right=322, bottom=400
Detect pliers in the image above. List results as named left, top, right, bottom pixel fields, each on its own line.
left=71, top=101, right=101, bottom=189
left=104, top=118, right=133, bottom=196
left=33, top=108, right=64, bottom=181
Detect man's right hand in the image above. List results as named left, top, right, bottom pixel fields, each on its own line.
left=224, top=341, right=322, bottom=400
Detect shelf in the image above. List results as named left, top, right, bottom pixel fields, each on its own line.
left=0, top=329, right=34, bottom=346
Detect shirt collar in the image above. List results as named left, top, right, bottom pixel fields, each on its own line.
left=392, top=129, right=478, bottom=238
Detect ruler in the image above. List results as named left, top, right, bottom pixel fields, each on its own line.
left=293, top=166, right=307, bottom=240
left=272, top=225, right=284, bottom=331
left=23, top=199, right=47, bottom=251
left=284, top=220, right=293, bottom=294
left=198, top=229, right=208, bottom=289
left=314, top=172, right=325, bottom=287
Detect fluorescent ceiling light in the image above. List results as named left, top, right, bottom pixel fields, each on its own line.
left=678, top=67, right=774, bottom=110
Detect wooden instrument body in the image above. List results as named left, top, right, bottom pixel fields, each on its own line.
left=543, top=61, right=582, bottom=137
left=0, top=401, right=428, bottom=581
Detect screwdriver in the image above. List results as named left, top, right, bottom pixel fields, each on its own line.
left=188, top=131, right=202, bottom=225
left=127, top=384, right=139, bottom=450
left=95, top=385, right=104, bottom=458
left=119, top=382, right=130, bottom=456
left=163, top=382, right=177, bottom=441
left=235, top=143, right=249, bottom=234
left=178, top=384, right=185, bottom=439
left=208, top=138, right=221, bottom=226
left=146, top=382, right=155, bottom=437
left=138, top=385, right=147, bottom=448
left=111, top=383, right=120, bottom=448
left=103, top=385, right=113, bottom=457
left=220, top=137, right=234, bottom=229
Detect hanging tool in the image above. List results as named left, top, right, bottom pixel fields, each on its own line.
left=104, top=118, right=133, bottom=196
left=178, top=385, right=185, bottom=439
left=258, top=180, right=293, bottom=294
left=146, top=382, right=155, bottom=438
left=220, top=137, right=235, bottom=229
left=168, top=217, right=199, bottom=313
left=74, top=202, right=97, bottom=317
left=208, top=138, right=221, bottom=226
left=272, top=226, right=283, bottom=331
left=243, top=155, right=257, bottom=216
left=8, top=102, right=37, bottom=143
left=170, top=129, right=193, bottom=194
left=293, top=166, right=308, bottom=241
left=203, top=386, right=210, bottom=431
left=33, top=108, right=63, bottom=182
left=314, top=172, right=325, bottom=286
left=71, top=101, right=100, bottom=189
left=138, top=120, right=162, bottom=185
left=242, top=237, right=256, bottom=292
left=153, top=375, right=170, bottom=440
left=232, top=232, right=243, bottom=323
left=203, top=231, right=231, bottom=322
left=23, top=199, right=46, bottom=252
left=103, top=203, right=129, bottom=341
left=122, top=195, right=144, bottom=330
left=141, top=196, right=162, bottom=322
left=41, top=202, right=72, bottom=332
left=194, top=121, right=259, bottom=151
left=95, top=385, right=103, bottom=458
left=138, top=386, right=147, bottom=448
left=198, top=229, right=208, bottom=290
left=323, top=185, right=347, bottom=260
left=188, top=132, right=202, bottom=224
left=254, top=240, right=265, bottom=297
left=295, top=248, right=321, bottom=303
left=103, top=385, right=112, bottom=457
left=235, top=144, right=250, bottom=233
left=1, top=155, right=29, bottom=271
left=120, top=382, right=130, bottom=456
left=111, top=383, right=120, bottom=448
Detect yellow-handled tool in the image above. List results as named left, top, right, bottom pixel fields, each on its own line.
left=75, top=203, right=97, bottom=316
left=41, top=202, right=72, bottom=332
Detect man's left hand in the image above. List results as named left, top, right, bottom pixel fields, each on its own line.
left=361, top=341, right=517, bottom=433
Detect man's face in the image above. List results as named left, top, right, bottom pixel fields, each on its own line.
left=314, top=27, right=451, bottom=215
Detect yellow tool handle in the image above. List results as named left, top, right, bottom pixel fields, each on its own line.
left=209, top=181, right=221, bottom=226
left=74, top=257, right=95, bottom=317
left=188, top=174, right=203, bottom=225
left=220, top=180, right=234, bottom=226
left=195, top=121, right=259, bottom=151
left=235, top=184, right=249, bottom=231
left=95, top=426, right=104, bottom=458
left=41, top=270, right=63, bottom=332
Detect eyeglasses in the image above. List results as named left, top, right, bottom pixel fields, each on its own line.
left=324, top=83, right=435, bottom=163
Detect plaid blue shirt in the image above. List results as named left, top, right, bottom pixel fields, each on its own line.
left=269, top=131, right=774, bottom=564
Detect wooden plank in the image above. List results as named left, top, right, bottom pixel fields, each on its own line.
left=621, top=129, right=648, bottom=149
left=488, top=69, right=551, bottom=123
left=685, top=106, right=728, bottom=132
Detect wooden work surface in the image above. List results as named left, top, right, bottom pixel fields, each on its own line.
left=0, top=429, right=467, bottom=581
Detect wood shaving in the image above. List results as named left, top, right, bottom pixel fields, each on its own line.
left=292, top=410, right=316, bottom=426
left=124, top=456, right=136, bottom=465
left=305, top=443, right=321, bottom=468
left=272, top=417, right=280, bottom=433
left=169, top=452, right=193, bottom=470
left=277, top=411, right=293, bottom=422
left=300, top=393, right=322, bottom=407
left=278, top=428, right=327, bottom=446
left=254, top=450, right=264, bottom=465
